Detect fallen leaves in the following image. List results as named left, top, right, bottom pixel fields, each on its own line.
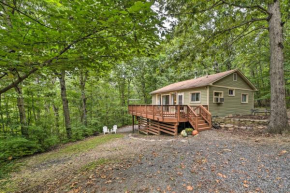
left=217, top=173, right=227, bottom=178
left=186, top=185, right=194, bottom=191
left=278, top=150, right=287, bottom=156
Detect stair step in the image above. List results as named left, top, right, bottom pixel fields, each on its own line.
left=198, top=123, right=209, bottom=127
left=198, top=127, right=211, bottom=131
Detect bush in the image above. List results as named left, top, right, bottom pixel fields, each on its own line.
left=185, top=128, right=194, bottom=135
left=71, top=126, right=96, bottom=141
left=0, top=137, right=41, bottom=162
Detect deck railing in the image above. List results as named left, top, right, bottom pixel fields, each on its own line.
left=128, top=105, right=189, bottom=122
left=128, top=104, right=210, bottom=126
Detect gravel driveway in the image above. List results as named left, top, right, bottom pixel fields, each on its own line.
left=50, top=130, right=290, bottom=193
left=6, top=127, right=289, bottom=193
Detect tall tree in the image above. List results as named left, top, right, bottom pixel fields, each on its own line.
left=267, top=0, right=288, bottom=131
left=80, top=70, right=88, bottom=126
left=14, top=85, right=28, bottom=138
left=58, top=70, right=72, bottom=139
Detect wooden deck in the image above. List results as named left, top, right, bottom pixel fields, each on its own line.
left=128, top=105, right=212, bottom=136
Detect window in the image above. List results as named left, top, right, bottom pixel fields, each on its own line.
left=233, top=73, right=237, bottom=81
left=162, top=95, right=170, bottom=105
left=213, top=91, right=224, bottom=103
left=228, top=89, right=235, bottom=96
left=241, top=94, right=248, bottom=103
left=190, top=92, right=201, bottom=103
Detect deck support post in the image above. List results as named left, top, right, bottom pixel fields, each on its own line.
left=138, top=117, right=140, bottom=133
left=132, top=115, right=134, bottom=133
left=177, top=105, right=180, bottom=122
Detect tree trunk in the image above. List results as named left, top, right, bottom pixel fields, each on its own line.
left=80, top=70, right=88, bottom=126
left=58, top=70, right=72, bottom=139
left=0, top=94, right=4, bottom=133
left=268, top=0, right=289, bottom=132
left=14, top=85, right=29, bottom=138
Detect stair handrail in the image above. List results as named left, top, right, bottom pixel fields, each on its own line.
left=187, top=105, right=198, bottom=129
left=199, top=105, right=212, bottom=127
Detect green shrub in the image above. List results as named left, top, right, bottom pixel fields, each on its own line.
left=185, top=128, right=194, bottom=135
left=42, top=136, right=60, bottom=150
left=0, top=137, right=41, bottom=162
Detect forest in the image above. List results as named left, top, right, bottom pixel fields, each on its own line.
left=0, top=0, right=289, bottom=177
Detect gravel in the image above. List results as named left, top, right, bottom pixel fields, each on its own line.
left=66, top=130, right=290, bottom=193
left=14, top=129, right=290, bottom=193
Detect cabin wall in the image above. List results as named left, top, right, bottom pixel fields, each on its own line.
left=181, top=87, right=208, bottom=106
left=151, top=87, right=208, bottom=106
left=208, top=86, right=254, bottom=117
left=152, top=94, right=156, bottom=104
left=213, top=72, right=253, bottom=90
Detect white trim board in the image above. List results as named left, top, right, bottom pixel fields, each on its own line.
left=210, top=85, right=255, bottom=91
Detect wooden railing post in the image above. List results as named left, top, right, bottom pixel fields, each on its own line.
left=153, top=105, right=155, bottom=120
left=177, top=105, right=180, bottom=121
left=146, top=105, right=147, bottom=118
left=161, top=105, right=163, bottom=121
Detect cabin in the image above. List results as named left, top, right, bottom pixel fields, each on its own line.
left=128, top=69, right=257, bottom=136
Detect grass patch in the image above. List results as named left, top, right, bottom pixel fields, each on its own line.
left=0, top=134, right=123, bottom=192
left=35, top=134, right=124, bottom=163
left=78, top=158, right=115, bottom=172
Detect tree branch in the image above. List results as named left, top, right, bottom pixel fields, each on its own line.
left=228, top=26, right=267, bottom=47
left=0, top=72, right=7, bottom=79
left=221, top=0, right=269, bottom=15
left=0, top=30, right=99, bottom=94
left=203, top=17, right=268, bottom=44
left=0, top=1, right=56, bottom=30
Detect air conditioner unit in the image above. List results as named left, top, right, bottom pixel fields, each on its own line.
left=215, top=97, right=224, bottom=103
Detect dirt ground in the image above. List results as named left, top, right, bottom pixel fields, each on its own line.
left=2, top=126, right=290, bottom=193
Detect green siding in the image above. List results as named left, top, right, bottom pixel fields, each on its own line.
left=213, top=73, right=253, bottom=90
left=182, top=87, right=208, bottom=105
left=151, top=87, right=208, bottom=105
left=209, top=86, right=254, bottom=117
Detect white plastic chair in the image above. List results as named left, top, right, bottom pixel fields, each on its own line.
left=103, top=126, right=109, bottom=134
left=111, top=125, right=117, bottom=134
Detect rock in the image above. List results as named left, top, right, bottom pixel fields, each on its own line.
left=240, top=126, right=247, bottom=130
left=220, top=124, right=225, bottom=128
left=228, top=127, right=234, bottom=131
left=225, top=124, right=234, bottom=128
left=228, top=114, right=233, bottom=118
left=257, top=126, right=264, bottom=130
left=247, top=127, right=253, bottom=131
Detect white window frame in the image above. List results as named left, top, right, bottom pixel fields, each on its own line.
left=213, top=91, right=224, bottom=103
left=228, top=89, right=235, bottom=96
left=190, top=91, right=201, bottom=103
left=177, top=93, right=184, bottom=105
left=233, top=73, right=237, bottom=81
left=241, top=93, right=249, bottom=103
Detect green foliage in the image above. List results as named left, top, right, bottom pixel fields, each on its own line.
left=71, top=126, right=96, bottom=141
left=34, top=134, right=124, bottom=164
left=185, top=128, right=193, bottom=135
left=0, top=137, right=41, bottom=162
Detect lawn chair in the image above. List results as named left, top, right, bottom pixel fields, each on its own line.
left=111, top=125, right=117, bottom=134
left=103, top=126, right=109, bottom=134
